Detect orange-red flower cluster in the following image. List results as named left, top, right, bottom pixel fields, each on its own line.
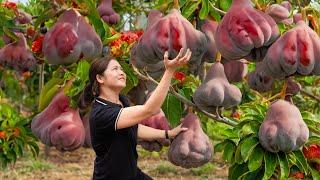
left=109, top=30, right=144, bottom=57
left=1, top=1, right=17, bottom=10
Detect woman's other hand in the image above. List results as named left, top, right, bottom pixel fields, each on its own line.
left=163, top=48, right=192, bottom=73
left=168, top=124, right=188, bottom=139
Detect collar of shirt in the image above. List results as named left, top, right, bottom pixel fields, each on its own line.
left=95, top=94, right=130, bottom=108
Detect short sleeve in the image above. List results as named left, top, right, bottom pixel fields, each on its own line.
left=94, top=105, right=123, bottom=133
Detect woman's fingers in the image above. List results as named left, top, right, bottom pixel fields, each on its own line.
left=163, top=51, right=169, bottom=61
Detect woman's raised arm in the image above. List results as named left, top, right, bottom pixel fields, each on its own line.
left=116, top=49, right=191, bottom=130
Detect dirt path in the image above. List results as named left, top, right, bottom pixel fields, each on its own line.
left=0, top=143, right=228, bottom=180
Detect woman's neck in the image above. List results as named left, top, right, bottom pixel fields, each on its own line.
left=98, top=87, right=121, bottom=105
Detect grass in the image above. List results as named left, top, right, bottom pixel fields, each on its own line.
left=154, top=163, right=177, bottom=174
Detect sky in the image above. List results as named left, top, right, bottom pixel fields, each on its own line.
left=16, top=0, right=28, bottom=4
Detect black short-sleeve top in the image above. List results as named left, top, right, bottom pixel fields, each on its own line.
left=90, top=95, right=139, bottom=179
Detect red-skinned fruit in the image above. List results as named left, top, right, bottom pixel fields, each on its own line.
left=193, top=62, right=242, bottom=112
left=97, top=0, right=120, bottom=25
left=247, top=62, right=274, bottom=92
left=214, top=0, right=280, bottom=61
left=222, top=58, right=248, bottom=83
left=0, top=33, right=37, bottom=71
left=200, top=19, right=218, bottom=63
left=168, top=113, right=212, bottom=168
left=259, top=100, right=309, bottom=153
left=262, top=19, right=320, bottom=79
left=138, top=110, right=171, bottom=152
left=42, top=9, right=102, bottom=65
left=130, top=9, right=207, bottom=78
left=265, top=1, right=293, bottom=25
left=31, top=91, right=85, bottom=151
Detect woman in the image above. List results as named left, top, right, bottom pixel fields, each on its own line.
left=78, top=48, right=192, bottom=180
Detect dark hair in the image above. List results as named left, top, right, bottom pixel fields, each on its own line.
left=78, top=56, right=115, bottom=109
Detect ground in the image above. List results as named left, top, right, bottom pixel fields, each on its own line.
left=0, top=143, right=228, bottom=180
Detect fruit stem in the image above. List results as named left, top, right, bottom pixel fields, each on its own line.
left=300, top=89, right=320, bottom=103
left=173, top=0, right=180, bottom=9
left=208, top=1, right=226, bottom=15
left=280, top=79, right=288, bottom=100
left=216, top=52, right=221, bottom=62
left=253, top=0, right=262, bottom=11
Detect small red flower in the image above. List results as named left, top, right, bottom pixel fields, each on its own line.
left=2, top=1, right=17, bottom=10
left=289, top=171, right=304, bottom=179
left=13, top=128, right=20, bottom=137
left=174, top=71, right=186, bottom=83
left=31, top=35, right=44, bottom=53
left=135, top=30, right=144, bottom=38
left=0, top=131, right=7, bottom=139
left=120, top=31, right=139, bottom=44
left=27, top=28, right=35, bottom=37
left=231, top=111, right=241, bottom=119
left=303, top=144, right=320, bottom=159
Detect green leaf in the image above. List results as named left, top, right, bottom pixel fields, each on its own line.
left=119, top=61, right=138, bottom=94
left=38, top=78, right=64, bottom=111
left=262, top=152, right=277, bottom=180
left=209, top=8, right=221, bottom=21
left=34, top=8, right=56, bottom=29
left=277, top=22, right=286, bottom=35
left=234, top=141, right=244, bottom=164
left=307, top=136, right=320, bottom=145
left=27, top=141, right=39, bottom=158
left=182, top=0, right=201, bottom=19
left=199, top=0, right=209, bottom=20
left=162, top=93, right=183, bottom=127
left=223, top=141, right=236, bottom=163
left=248, top=145, right=264, bottom=172
left=309, top=165, right=320, bottom=180
left=293, top=150, right=309, bottom=174
left=103, top=33, right=121, bottom=44
left=228, top=163, right=249, bottom=180
left=241, top=136, right=259, bottom=162
left=214, top=140, right=228, bottom=152
left=277, top=152, right=289, bottom=180
left=76, top=60, right=90, bottom=81
left=219, top=0, right=232, bottom=12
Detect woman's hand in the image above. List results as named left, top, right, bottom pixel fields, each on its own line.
left=168, top=124, right=188, bottom=139
left=163, top=48, right=192, bottom=73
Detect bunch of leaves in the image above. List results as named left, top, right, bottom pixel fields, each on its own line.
left=162, top=72, right=200, bottom=127
left=0, top=92, right=39, bottom=169
left=214, top=101, right=320, bottom=179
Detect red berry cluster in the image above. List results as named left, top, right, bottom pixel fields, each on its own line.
left=109, top=30, right=144, bottom=57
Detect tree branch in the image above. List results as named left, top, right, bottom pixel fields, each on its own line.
left=132, top=66, right=238, bottom=127
left=209, top=1, right=226, bottom=15
left=301, top=89, right=320, bottom=103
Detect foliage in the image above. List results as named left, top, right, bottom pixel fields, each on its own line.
left=0, top=1, right=320, bottom=179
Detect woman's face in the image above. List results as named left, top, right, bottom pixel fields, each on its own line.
left=97, top=59, right=126, bottom=90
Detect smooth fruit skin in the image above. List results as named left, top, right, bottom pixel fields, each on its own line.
left=259, top=100, right=309, bottom=153
left=168, top=113, right=212, bottom=168
left=214, top=0, right=280, bottom=61
left=42, top=9, right=102, bottom=65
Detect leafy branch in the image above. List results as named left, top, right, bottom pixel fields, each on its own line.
left=132, top=65, right=238, bottom=126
